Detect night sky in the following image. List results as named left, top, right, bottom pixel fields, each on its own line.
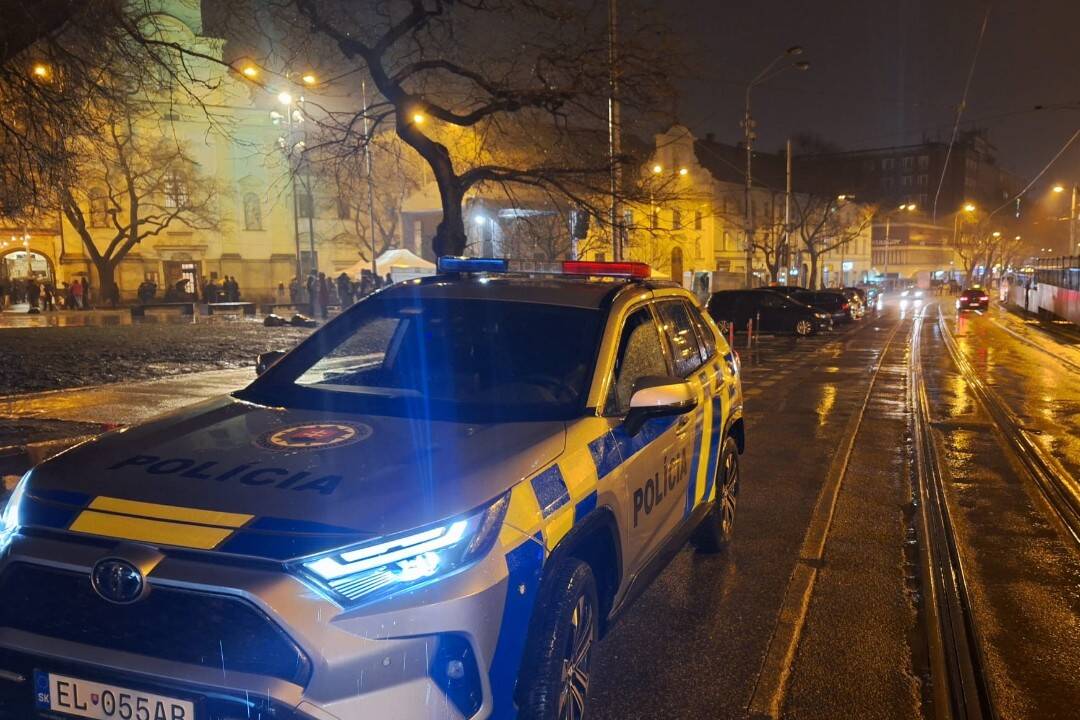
left=670, top=0, right=1079, bottom=186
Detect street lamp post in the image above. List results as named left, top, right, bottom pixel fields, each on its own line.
left=1054, top=184, right=1078, bottom=251
left=743, top=48, right=809, bottom=288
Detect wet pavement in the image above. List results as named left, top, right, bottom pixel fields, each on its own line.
left=4, top=297, right=1080, bottom=718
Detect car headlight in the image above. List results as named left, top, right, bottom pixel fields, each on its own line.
left=901, top=290, right=909, bottom=297
left=1, top=472, right=31, bottom=552
left=815, top=312, right=828, bottom=319
left=290, top=494, right=509, bottom=608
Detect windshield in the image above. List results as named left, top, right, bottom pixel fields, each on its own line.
left=241, top=297, right=605, bottom=422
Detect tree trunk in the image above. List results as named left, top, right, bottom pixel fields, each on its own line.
left=433, top=180, right=467, bottom=257
left=808, top=253, right=820, bottom=289
left=94, top=260, right=120, bottom=308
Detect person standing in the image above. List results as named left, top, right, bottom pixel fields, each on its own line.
left=26, top=278, right=41, bottom=311
left=79, top=277, right=91, bottom=309
left=336, top=272, right=352, bottom=307
left=276, top=282, right=287, bottom=303
left=316, top=272, right=330, bottom=320
left=71, top=277, right=84, bottom=309
left=305, top=272, right=317, bottom=309
left=288, top=277, right=299, bottom=303
left=230, top=276, right=241, bottom=301
left=42, top=283, right=55, bottom=311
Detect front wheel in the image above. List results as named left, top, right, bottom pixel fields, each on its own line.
left=691, top=436, right=740, bottom=552
left=794, top=318, right=814, bottom=336
left=518, top=558, right=599, bottom=720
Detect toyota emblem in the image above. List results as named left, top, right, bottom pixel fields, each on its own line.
left=91, top=558, right=146, bottom=604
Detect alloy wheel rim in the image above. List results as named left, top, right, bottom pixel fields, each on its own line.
left=720, top=451, right=739, bottom=537
left=558, top=593, right=594, bottom=720
left=797, top=320, right=811, bottom=335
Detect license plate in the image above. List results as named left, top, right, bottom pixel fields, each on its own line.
left=34, top=671, right=195, bottom=720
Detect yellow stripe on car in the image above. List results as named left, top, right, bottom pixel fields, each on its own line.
left=68, top=496, right=254, bottom=549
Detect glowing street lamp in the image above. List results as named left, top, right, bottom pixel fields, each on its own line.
left=301, top=73, right=317, bottom=85
left=678, top=168, right=688, bottom=176
left=963, top=203, right=976, bottom=213
left=652, top=164, right=663, bottom=174
left=241, top=65, right=258, bottom=79
left=32, top=64, right=50, bottom=80
left=1053, top=184, right=1065, bottom=194
left=412, top=112, right=425, bottom=124
left=277, top=91, right=293, bottom=106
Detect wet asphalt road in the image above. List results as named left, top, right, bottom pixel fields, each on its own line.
left=5, top=298, right=1080, bottom=719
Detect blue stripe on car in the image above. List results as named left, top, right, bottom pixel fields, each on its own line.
left=530, top=465, right=570, bottom=518
left=574, top=491, right=598, bottom=523
left=702, top=395, right=725, bottom=500
left=489, top=533, right=545, bottom=719
left=588, top=431, right=623, bottom=480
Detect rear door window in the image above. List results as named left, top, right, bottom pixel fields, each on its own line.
left=656, top=300, right=706, bottom=377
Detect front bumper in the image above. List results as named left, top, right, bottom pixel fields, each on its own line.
left=0, top=531, right=512, bottom=720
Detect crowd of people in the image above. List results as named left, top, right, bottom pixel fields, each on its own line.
left=0, top=276, right=93, bottom=312
left=3, top=267, right=394, bottom=315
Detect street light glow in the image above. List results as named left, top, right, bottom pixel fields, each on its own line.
left=906, top=203, right=917, bottom=211
left=32, top=64, right=50, bottom=79
left=277, top=91, right=293, bottom=106
left=1053, top=185, right=1065, bottom=193
left=963, top=203, right=976, bottom=212
left=412, top=113, right=425, bottom=124
left=241, top=65, right=258, bottom=78
left=992, top=231, right=1001, bottom=237
left=679, top=168, right=688, bottom=176
left=302, top=73, right=317, bottom=85
left=652, top=164, right=663, bottom=174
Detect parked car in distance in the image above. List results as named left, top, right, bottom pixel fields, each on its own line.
left=709, top=289, right=831, bottom=336
left=789, top=290, right=854, bottom=324
left=956, top=286, right=990, bottom=311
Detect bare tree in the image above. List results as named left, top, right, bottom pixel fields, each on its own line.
left=251, top=0, right=676, bottom=256
left=791, top=194, right=874, bottom=289
left=59, top=106, right=218, bottom=304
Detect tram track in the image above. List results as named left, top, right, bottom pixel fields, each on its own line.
left=910, top=302, right=997, bottom=720
left=936, top=307, right=1080, bottom=547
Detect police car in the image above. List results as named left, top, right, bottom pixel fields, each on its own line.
left=0, top=258, right=745, bottom=720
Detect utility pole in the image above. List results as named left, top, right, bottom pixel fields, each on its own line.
left=743, top=91, right=755, bottom=288
left=362, top=80, right=378, bottom=279
left=784, top=138, right=792, bottom=285
left=607, top=0, right=622, bottom=260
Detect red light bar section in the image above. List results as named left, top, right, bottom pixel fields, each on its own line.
left=562, top=261, right=651, bottom=278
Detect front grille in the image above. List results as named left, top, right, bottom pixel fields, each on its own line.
left=0, top=563, right=311, bottom=686
left=0, top=648, right=309, bottom=720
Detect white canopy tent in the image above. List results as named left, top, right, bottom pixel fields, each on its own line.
left=341, top=248, right=435, bottom=279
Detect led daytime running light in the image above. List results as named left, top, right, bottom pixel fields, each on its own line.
left=305, top=520, right=468, bottom=581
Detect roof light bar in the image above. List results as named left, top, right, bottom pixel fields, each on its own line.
left=435, top=256, right=652, bottom=279
left=437, top=256, right=510, bottom=274
left=562, top=260, right=651, bottom=278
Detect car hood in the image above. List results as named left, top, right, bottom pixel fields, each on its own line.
left=23, top=396, right=565, bottom=560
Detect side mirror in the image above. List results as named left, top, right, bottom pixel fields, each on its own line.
left=623, top=376, right=697, bottom=437
left=256, top=350, right=286, bottom=375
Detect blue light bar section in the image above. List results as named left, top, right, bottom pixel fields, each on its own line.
left=437, top=256, right=510, bottom=274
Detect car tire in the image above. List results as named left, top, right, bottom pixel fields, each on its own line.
left=518, top=558, right=600, bottom=720
left=794, top=318, right=814, bottom=336
left=691, top=435, right=740, bottom=553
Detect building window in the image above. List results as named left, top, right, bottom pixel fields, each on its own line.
left=723, top=230, right=732, bottom=251
left=242, top=192, right=262, bottom=230
left=594, top=252, right=606, bottom=262
left=694, top=210, right=703, bottom=230
left=918, top=155, right=929, bottom=170
left=902, top=156, right=914, bottom=170
left=672, top=209, right=682, bottom=229
left=694, top=238, right=702, bottom=259
left=164, top=171, right=188, bottom=209
left=902, top=175, right=913, bottom=187
left=337, top=197, right=351, bottom=220
left=882, top=158, right=895, bottom=170
left=623, top=209, right=634, bottom=228
left=89, top=187, right=108, bottom=228
left=917, top=174, right=928, bottom=186
left=298, top=192, right=314, bottom=218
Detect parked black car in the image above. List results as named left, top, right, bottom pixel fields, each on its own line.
left=708, top=289, right=832, bottom=336
left=789, top=290, right=854, bottom=324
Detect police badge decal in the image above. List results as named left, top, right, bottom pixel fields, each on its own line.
left=256, top=422, right=373, bottom=451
